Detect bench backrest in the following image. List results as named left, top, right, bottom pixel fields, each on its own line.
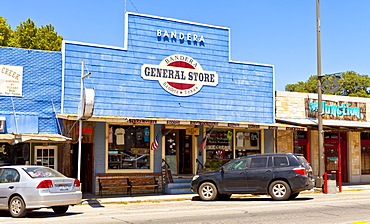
left=129, top=177, right=157, bottom=186
left=99, top=178, right=129, bottom=187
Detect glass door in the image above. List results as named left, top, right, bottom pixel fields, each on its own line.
left=34, top=146, right=58, bottom=169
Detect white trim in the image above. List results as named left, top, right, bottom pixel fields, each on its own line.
left=34, top=145, right=58, bottom=169
left=62, top=40, right=127, bottom=51
left=61, top=41, right=66, bottom=112
left=126, top=12, right=229, bottom=30
left=229, top=60, right=273, bottom=67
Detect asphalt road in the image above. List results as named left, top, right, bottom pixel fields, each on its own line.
left=1, top=191, right=370, bottom=224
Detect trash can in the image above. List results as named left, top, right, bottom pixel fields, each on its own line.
left=327, top=174, right=337, bottom=194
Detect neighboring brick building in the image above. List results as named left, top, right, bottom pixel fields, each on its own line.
left=276, top=91, right=370, bottom=183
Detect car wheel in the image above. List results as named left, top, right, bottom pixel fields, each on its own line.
left=289, top=192, right=300, bottom=200
left=218, top=194, right=232, bottom=200
left=52, top=205, right=69, bottom=214
left=269, top=180, right=291, bottom=201
left=198, top=182, right=218, bottom=201
left=9, top=196, right=28, bottom=218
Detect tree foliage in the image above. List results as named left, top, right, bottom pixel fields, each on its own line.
left=0, top=16, right=63, bottom=51
left=285, top=71, right=370, bottom=98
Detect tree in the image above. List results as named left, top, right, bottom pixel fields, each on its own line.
left=0, top=16, right=12, bottom=46
left=285, top=71, right=370, bottom=98
left=0, top=17, right=63, bottom=51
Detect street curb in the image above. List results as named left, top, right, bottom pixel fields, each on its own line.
left=79, top=187, right=370, bottom=205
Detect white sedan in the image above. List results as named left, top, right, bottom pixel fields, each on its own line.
left=0, top=165, right=82, bottom=218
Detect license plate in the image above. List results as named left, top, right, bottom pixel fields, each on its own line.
left=57, top=185, right=71, bottom=190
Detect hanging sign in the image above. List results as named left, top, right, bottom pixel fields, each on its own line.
left=0, top=65, right=23, bottom=96
left=141, top=54, right=218, bottom=96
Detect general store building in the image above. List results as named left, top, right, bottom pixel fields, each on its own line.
left=58, top=12, right=303, bottom=195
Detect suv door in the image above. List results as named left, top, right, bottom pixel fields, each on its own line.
left=220, top=158, right=248, bottom=192
left=245, top=156, right=273, bottom=192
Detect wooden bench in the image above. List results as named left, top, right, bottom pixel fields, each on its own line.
left=129, top=177, right=159, bottom=194
left=98, top=178, right=131, bottom=197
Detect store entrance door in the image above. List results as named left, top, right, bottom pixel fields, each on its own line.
left=324, top=132, right=348, bottom=183
left=72, top=143, right=94, bottom=193
left=179, top=130, right=192, bottom=174
left=164, top=129, right=193, bottom=175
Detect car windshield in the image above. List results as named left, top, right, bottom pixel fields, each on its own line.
left=23, top=167, right=66, bottom=178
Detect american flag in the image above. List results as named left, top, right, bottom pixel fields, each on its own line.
left=199, top=126, right=214, bottom=150
left=150, top=131, right=161, bottom=150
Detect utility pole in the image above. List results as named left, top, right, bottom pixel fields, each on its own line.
left=316, top=0, right=325, bottom=188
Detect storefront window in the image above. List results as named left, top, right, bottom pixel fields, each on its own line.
left=205, top=129, right=261, bottom=160
left=361, top=147, right=370, bottom=174
left=205, top=128, right=233, bottom=160
left=0, top=143, right=30, bottom=166
left=361, top=133, right=370, bottom=175
left=107, top=125, right=150, bottom=170
left=235, top=130, right=261, bottom=157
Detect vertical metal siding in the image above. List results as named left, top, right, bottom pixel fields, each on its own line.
left=63, top=13, right=274, bottom=123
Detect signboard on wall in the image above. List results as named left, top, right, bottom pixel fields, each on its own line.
left=0, top=65, right=23, bottom=96
left=141, top=54, right=218, bottom=96
left=305, top=99, right=366, bottom=121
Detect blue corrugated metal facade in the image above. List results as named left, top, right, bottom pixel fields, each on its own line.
left=0, top=47, right=62, bottom=134
left=61, top=13, right=276, bottom=194
left=62, top=13, right=274, bottom=123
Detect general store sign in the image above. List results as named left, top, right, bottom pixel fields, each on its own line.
left=305, top=99, right=365, bottom=121
left=0, top=65, right=23, bottom=96
left=141, top=54, right=218, bottom=96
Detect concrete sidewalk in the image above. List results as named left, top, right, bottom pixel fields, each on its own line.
left=80, top=183, right=370, bottom=206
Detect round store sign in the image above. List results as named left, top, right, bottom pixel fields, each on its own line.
left=141, top=54, right=218, bottom=96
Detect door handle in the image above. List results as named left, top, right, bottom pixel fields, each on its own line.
left=8, top=186, right=14, bottom=189
left=266, top=170, right=272, bottom=173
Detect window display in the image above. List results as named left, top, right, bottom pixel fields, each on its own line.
left=108, top=125, right=151, bottom=169
left=205, top=129, right=233, bottom=160
left=235, top=130, right=261, bottom=157
left=0, top=143, right=30, bottom=166
left=205, top=129, right=261, bottom=161
left=361, top=146, right=370, bottom=174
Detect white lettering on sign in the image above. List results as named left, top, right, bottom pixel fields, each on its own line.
left=141, top=54, right=218, bottom=96
left=157, top=30, right=205, bottom=43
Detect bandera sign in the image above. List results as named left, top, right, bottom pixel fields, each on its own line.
left=141, top=54, right=218, bottom=96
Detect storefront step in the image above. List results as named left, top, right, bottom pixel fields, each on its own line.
left=163, top=177, right=193, bottom=194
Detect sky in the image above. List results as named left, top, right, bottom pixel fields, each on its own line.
left=1, top=0, right=369, bottom=91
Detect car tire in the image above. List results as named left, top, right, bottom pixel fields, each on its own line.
left=198, top=182, right=218, bottom=201
left=269, top=180, right=291, bottom=201
left=9, top=196, right=28, bottom=218
left=52, top=205, right=69, bottom=214
left=289, top=192, right=300, bottom=200
left=218, top=194, right=232, bottom=200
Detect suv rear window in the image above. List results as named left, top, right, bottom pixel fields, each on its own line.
left=296, top=155, right=310, bottom=168
left=273, top=156, right=289, bottom=167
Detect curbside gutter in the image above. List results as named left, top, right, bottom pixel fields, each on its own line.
left=80, top=185, right=370, bottom=205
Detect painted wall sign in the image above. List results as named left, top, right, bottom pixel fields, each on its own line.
left=305, top=99, right=366, bottom=121
left=0, top=65, right=23, bottom=96
left=141, top=54, right=218, bottom=96
left=157, top=30, right=205, bottom=43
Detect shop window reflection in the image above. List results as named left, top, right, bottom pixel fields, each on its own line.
left=107, top=125, right=150, bottom=170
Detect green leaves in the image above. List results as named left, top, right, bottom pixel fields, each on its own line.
left=285, top=71, right=370, bottom=98
left=0, top=16, right=63, bottom=51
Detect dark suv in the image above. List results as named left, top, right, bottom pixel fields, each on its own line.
left=190, top=153, right=314, bottom=201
